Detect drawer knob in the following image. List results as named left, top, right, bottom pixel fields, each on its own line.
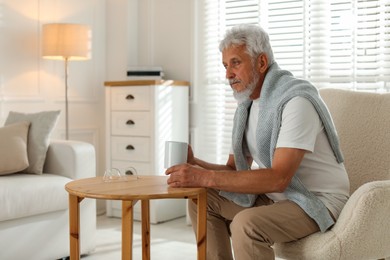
left=126, top=94, right=135, bottom=100
left=126, top=145, right=135, bottom=150
left=126, top=119, right=135, bottom=125
left=125, top=170, right=135, bottom=175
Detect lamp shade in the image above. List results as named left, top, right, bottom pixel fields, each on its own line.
left=42, top=23, right=90, bottom=60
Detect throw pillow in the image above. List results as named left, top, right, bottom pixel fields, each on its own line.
left=5, top=110, right=60, bottom=174
left=0, top=121, right=30, bottom=175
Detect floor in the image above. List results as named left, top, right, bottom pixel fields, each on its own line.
left=83, top=214, right=285, bottom=260
left=82, top=214, right=197, bottom=260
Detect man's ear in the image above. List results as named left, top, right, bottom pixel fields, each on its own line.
left=257, top=53, right=268, bottom=73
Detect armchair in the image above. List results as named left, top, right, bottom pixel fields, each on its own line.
left=274, top=88, right=390, bottom=260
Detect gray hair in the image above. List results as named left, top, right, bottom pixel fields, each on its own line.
left=219, top=24, right=275, bottom=67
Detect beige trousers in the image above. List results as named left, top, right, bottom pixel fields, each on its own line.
left=188, top=189, right=320, bottom=260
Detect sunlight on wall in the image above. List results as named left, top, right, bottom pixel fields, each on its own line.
left=0, top=2, right=3, bottom=116
left=0, top=2, right=3, bottom=26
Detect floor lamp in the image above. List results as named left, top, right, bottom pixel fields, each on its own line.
left=42, top=23, right=90, bottom=140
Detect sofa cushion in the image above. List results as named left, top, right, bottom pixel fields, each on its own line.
left=0, top=121, right=30, bottom=175
left=4, top=110, right=60, bottom=174
left=0, top=174, right=71, bottom=221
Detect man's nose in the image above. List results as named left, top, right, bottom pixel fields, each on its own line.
left=226, top=68, right=235, bottom=79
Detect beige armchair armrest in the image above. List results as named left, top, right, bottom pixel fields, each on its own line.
left=331, top=179, right=390, bottom=259
left=275, top=180, right=390, bottom=260
left=43, top=140, right=96, bottom=180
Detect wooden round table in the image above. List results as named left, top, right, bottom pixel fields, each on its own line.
left=65, top=176, right=207, bottom=260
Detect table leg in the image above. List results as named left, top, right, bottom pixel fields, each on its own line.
left=141, top=200, right=150, bottom=260
left=69, top=194, right=81, bottom=260
left=122, top=200, right=134, bottom=260
left=197, top=190, right=207, bottom=260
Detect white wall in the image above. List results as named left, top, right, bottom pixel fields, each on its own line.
left=106, top=0, right=130, bottom=81
left=0, top=0, right=193, bottom=214
left=106, top=0, right=193, bottom=81
left=137, top=0, right=192, bottom=81
left=0, top=0, right=106, bottom=186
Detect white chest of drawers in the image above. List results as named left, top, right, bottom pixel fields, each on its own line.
left=105, top=80, right=189, bottom=223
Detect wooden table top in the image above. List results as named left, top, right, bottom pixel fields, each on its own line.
left=65, top=176, right=206, bottom=200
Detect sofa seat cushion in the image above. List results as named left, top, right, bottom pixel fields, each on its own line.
left=0, top=174, right=71, bottom=221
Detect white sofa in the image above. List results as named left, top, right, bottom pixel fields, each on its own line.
left=0, top=140, right=97, bottom=260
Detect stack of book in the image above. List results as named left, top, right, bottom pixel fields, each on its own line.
left=127, top=66, right=164, bottom=80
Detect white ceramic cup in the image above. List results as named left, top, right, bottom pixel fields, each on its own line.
left=164, top=141, right=188, bottom=168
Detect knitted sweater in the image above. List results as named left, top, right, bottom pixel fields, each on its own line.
left=220, top=62, right=343, bottom=232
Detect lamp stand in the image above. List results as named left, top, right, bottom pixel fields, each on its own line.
left=41, top=24, right=90, bottom=140
left=64, top=57, right=69, bottom=140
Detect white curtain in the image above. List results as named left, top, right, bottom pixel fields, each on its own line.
left=194, top=0, right=390, bottom=164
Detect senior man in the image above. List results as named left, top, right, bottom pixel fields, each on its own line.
left=166, top=24, right=350, bottom=260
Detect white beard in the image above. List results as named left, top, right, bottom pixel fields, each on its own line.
left=232, top=71, right=260, bottom=104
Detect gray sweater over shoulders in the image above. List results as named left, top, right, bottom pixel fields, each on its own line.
left=220, top=62, right=343, bottom=232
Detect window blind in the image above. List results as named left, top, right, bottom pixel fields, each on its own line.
left=195, top=0, right=390, bottom=163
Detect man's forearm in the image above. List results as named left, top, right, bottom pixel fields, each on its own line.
left=193, top=157, right=235, bottom=171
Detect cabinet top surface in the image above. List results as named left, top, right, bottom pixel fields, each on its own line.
left=104, top=80, right=189, bottom=87
left=65, top=176, right=205, bottom=200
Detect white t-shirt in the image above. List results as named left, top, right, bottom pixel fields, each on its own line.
left=242, top=96, right=350, bottom=219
